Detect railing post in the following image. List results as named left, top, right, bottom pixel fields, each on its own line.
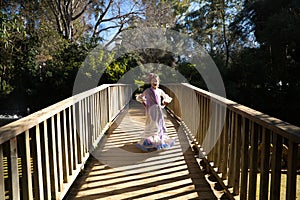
left=259, top=128, right=271, bottom=200
left=248, top=122, right=259, bottom=200
left=90, top=95, right=95, bottom=150
left=19, top=130, right=33, bottom=200
left=270, top=134, right=283, bottom=200
left=10, top=137, right=20, bottom=200
left=228, top=111, right=235, bottom=188
left=50, top=116, right=58, bottom=198
left=82, top=98, right=87, bottom=156
left=33, top=125, right=44, bottom=200
left=286, top=141, right=298, bottom=200
left=77, top=101, right=83, bottom=163
left=215, top=103, right=223, bottom=170
left=68, top=107, right=74, bottom=173
left=87, top=96, right=93, bottom=152
left=240, top=117, right=249, bottom=199
left=106, top=87, right=109, bottom=123
left=0, top=144, right=5, bottom=200
left=56, top=113, right=64, bottom=192
left=62, top=110, right=70, bottom=183
left=221, top=110, right=229, bottom=180
left=72, top=104, right=79, bottom=167
left=233, top=114, right=241, bottom=195
left=42, top=120, right=51, bottom=200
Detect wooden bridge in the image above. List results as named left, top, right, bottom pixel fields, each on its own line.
left=0, top=83, right=299, bottom=200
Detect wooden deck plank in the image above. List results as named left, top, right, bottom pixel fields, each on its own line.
left=64, top=101, right=222, bottom=200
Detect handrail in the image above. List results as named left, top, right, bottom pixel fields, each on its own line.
left=162, top=83, right=300, bottom=200
left=184, top=83, right=300, bottom=142
left=0, top=84, right=132, bottom=200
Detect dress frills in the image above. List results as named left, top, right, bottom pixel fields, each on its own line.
left=136, top=134, right=175, bottom=152
left=136, top=88, right=175, bottom=151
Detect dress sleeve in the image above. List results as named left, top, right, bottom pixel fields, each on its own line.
left=160, top=89, right=172, bottom=103
left=136, top=89, right=147, bottom=104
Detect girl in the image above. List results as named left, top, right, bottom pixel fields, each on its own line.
left=136, top=73, right=175, bottom=151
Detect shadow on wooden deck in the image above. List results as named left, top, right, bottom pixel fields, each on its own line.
left=64, top=101, right=224, bottom=200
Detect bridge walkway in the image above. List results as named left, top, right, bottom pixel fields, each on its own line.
left=65, top=101, right=223, bottom=200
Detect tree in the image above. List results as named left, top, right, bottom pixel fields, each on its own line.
left=0, top=9, right=26, bottom=95
left=225, top=0, right=300, bottom=125
left=43, top=0, right=145, bottom=45
left=0, top=0, right=196, bottom=115
left=182, top=0, right=244, bottom=68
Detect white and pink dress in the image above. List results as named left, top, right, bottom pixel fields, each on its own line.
left=136, top=87, right=175, bottom=151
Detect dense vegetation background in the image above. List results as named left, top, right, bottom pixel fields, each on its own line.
left=1, top=0, right=299, bottom=126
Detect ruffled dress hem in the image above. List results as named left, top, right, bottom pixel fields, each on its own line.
left=136, top=136, right=175, bottom=152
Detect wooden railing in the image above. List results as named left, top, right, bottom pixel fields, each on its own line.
left=0, top=84, right=132, bottom=200
left=162, top=83, right=300, bottom=200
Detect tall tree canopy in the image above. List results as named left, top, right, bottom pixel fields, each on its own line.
left=0, top=0, right=300, bottom=126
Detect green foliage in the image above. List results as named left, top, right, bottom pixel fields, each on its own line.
left=34, top=43, right=89, bottom=108
left=0, top=12, right=26, bottom=49
left=226, top=0, right=300, bottom=125
left=100, top=53, right=139, bottom=84
left=177, top=61, right=206, bottom=88
left=0, top=0, right=299, bottom=127
left=176, top=0, right=300, bottom=125
left=0, top=11, right=26, bottom=96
